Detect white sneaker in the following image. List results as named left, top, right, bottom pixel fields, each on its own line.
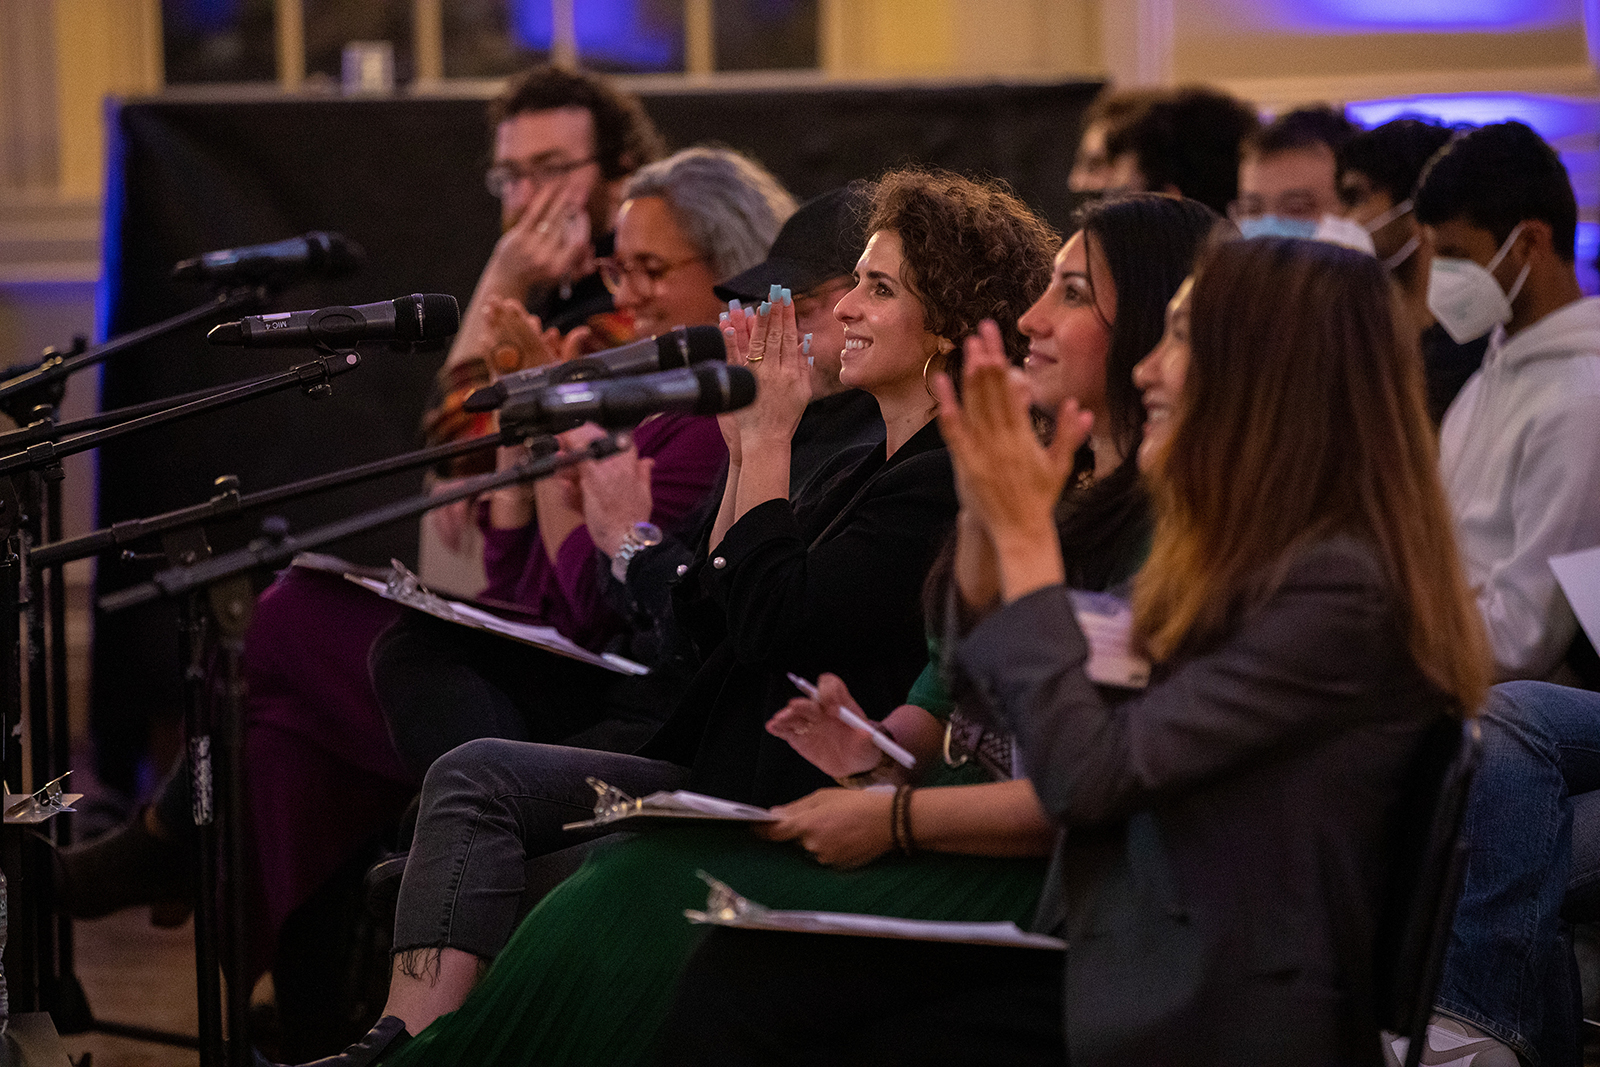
left=1382, top=1016, right=1523, bottom=1067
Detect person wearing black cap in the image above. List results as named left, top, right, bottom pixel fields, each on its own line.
left=576, top=184, right=888, bottom=685
left=715, top=182, right=887, bottom=480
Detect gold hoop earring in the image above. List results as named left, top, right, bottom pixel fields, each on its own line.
left=923, top=354, right=937, bottom=401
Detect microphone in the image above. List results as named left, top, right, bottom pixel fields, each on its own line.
left=499, top=362, right=755, bottom=433
left=462, top=325, right=726, bottom=413
left=173, top=232, right=366, bottom=285
left=206, top=294, right=460, bottom=348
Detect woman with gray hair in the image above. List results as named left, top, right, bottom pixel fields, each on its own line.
left=600, top=146, right=795, bottom=337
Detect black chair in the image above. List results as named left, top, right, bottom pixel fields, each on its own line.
left=1374, top=714, right=1484, bottom=1067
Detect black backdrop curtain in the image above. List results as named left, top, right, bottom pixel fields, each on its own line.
left=90, top=79, right=1100, bottom=793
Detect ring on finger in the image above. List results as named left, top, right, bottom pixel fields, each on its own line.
left=746, top=354, right=764, bottom=363
left=792, top=721, right=809, bottom=734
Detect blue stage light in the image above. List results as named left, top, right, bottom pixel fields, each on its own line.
left=510, top=0, right=679, bottom=68
left=1272, top=0, right=1575, bottom=31
left=1347, top=92, right=1599, bottom=143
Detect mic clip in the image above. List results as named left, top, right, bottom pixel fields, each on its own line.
left=295, top=348, right=362, bottom=400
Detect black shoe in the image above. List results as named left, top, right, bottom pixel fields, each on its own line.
left=262, top=1016, right=411, bottom=1067
left=52, top=807, right=194, bottom=922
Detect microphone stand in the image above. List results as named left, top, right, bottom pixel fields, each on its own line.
left=96, top=431, right=627, bottom=1067
left=25, top=429, right=516, bottom=1065
left=0, top=287, right=263, bottom=406
left=30, top=429, right=519, bottom=573
left=0, top=287, right=263, bottom=1050
left=101, top=431, right=627, bottom=613
left=0, top=340, right=372, bottom=1059
left=0, top=347, right=367, bottom=478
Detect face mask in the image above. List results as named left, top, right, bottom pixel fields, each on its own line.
left=1239, top=213, right=1377, bottom=256
left=1427, top=223, right=1531, bottom=344
left=1362, top=198, right=1420, bottom=271
left=1311, top=214, right=1377, bottom=256
left=1238, top=215, right=1317, bottom=241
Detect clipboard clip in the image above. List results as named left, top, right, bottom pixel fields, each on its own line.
left=691, top=870, right=769, bottom=924
left=384, top=559, right=456, bottom=619
left=5, top=771, right=75, bottom=821
left=584, top=776, right=645, bottom=823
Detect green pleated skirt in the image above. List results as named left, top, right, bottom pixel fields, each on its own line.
left=379, top=821, right=1046, bottom=1067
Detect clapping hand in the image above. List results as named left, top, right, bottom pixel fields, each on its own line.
left=578, top=444, right=654, bottom=559
left=933, top=320, right=1088, bottom=602
left=723, top=286, right=811, bottom=450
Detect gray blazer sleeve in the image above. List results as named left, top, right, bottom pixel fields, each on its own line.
left=954, top=537, right=1411, bottom=826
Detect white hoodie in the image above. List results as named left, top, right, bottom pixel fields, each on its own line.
left=1440, top=296, right=1600, bottom=681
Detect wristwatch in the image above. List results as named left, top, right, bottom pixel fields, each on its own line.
left=610, top=521, right=663, bottom=582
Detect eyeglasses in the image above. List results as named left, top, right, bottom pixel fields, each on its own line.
left=1227, top=190, right=1323, bottom=222
left=597, top=255, right=706, bottom=296
left=484, top=155, right=596, bottom=199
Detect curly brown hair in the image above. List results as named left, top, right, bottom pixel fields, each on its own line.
left=489, top=65, right=666, bottom=181
left=864, top=167, right=1058, bottom=374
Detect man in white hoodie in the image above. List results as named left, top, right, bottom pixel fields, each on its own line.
left=1397, top=121, right=1600, bottom=1067
left=1416, top=120, right=1600, bottom=685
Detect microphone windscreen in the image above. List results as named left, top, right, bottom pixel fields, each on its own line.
left=692, top=363, right=756, bottom=415
left=397, top=294, right=462, bottom=343
left=656, top=325, right=729, bottom=370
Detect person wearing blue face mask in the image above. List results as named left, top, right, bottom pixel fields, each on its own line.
left=1228, top=104, right=1359, bottom=240
left=1338, top=117, right=1487, bottom=424
left=1414, top=120, right=1600, bottom=685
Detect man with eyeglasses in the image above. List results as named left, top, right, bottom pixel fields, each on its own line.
left=427, top=65, right=667, bottom=454
left=1228, top=104, right=1359, bottom=239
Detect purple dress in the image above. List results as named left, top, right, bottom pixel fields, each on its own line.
left=238, top=413, right=726, bottom=976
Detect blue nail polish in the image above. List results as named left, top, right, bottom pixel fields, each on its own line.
left=729, top=299, right=742, bottom=312
left=769, top=283, right=781, bottom=301
left=759, top=301, right=771, bottom=316
left=802, top=334, right=812, bottom=354
left=782, top=288, right=792, bottom=306
left=807, top=356, right=815, bottom=367
left=720, top=311, right=729, bottom=323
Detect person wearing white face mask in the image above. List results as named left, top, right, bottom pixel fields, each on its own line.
left=1413, top=120, right=1600, bottom=685
left=1337, top=117, right=1488, bottom=423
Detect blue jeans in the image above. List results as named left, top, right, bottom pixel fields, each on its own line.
left=1435, top=681, right=1600, bottom=1067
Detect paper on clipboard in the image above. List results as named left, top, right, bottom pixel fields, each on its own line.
left=684, top=872, right=1066, bottom=950
left=563, top=777, right=777, bottom=831
left=1551, top=545, right=1600, bottom=652
left=294, top=554, right=650, bottom=677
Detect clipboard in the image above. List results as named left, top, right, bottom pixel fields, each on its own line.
left=563, top=777, right=777, bottom=831
left=684, top=872, right=1066, bottom=951
left=290, top=553, right=650, bottom=677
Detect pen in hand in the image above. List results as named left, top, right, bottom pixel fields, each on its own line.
left=785, top=672, right=917, bottom=769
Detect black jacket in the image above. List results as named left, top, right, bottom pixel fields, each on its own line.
left=641, top=419, right=956, bottom=806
